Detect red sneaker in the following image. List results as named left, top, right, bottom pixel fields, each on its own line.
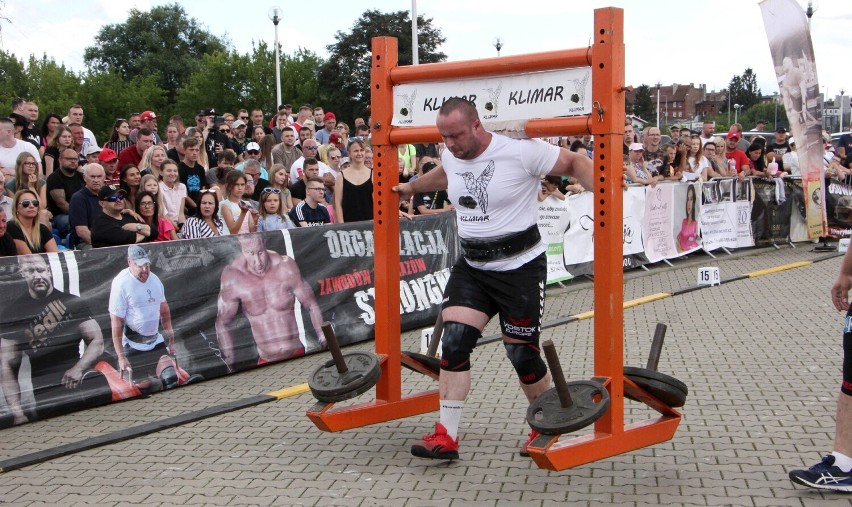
left=410, top=423, right=459, bottom=460
left=519, top=429, right=540, bottom=457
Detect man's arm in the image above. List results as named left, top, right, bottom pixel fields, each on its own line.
left=110, top=314, right=130, bottom=374
left=65, top=318, right=104, bottom=389
left=0, top=337, right=27, bottom=424
left=159, top=301, right=176, bottom=354
left=214, top=270, right=240, bottom=371
left=549, top=149, right=594, bottom=191
left=831, top=246, right=852, bottom=312
left=50, top=189, right=70, bottom=213
left=287, top=260, right=326, bottom=348
left=393, top=164, right=449, bottom=200
left=75, top=225, right=92, bottom=245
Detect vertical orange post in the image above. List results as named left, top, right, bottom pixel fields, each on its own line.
left=526, top=8, right=681, bottom=471
left=305, top=37, right=440, bottom=433
left=370, top=36, right=402, bottom=403
left=590, top=5, right=626, bottom=437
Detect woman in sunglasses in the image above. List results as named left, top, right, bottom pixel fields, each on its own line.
left=256, top=188, right=294, bottom=231
left=7, top=189, right=57, bottom=254
left=182, top=189, right=228, bottom=239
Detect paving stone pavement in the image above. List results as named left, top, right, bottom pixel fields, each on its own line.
left=1, top=245, right=851, bottom=506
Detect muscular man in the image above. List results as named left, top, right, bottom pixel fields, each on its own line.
left=1, top=255, right=110, bottom=424
left=109, top=245, right=186, bottom=390
left=216, top=234, right=326, bottom=370
left=788, top=246, right=852, bottom=492
left=394, top=98, right=594, bottom=460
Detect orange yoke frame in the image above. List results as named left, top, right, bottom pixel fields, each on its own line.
left=306, top=7, right=681, bottom=471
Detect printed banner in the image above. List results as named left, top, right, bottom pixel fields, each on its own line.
left=761, top=0, right=826, bottom=238
left=392, top=68, right=592, bottom=128
left=0, top=214, right=458, bottom=428
left=642, top=184, right=679, bottom=263
left=537, top=194, right=573, bottom=284
left=699, top=178, right=754, bottom=251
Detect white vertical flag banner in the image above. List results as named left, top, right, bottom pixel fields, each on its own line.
left=760, top=0, right=827, bottom=238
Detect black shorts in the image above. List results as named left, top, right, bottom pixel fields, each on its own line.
left=124, top=340, right=169, bottom=381
left=442, top=253, right=546, bottom=342
left=843, top=310, right=852, bottom=396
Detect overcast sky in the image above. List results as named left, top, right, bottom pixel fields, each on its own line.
left=1, top=0, right=848, bottom=99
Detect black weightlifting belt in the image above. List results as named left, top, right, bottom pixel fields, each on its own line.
left=459, top=225, right=541, bottom=262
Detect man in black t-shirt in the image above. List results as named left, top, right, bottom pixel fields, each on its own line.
left=0, top=255, right=111, bottom=424
left=178, top=137, right=208, bottom=211
left=46, top=148, right=85, bottom=236
left=767, top=127, right=791, bottom=173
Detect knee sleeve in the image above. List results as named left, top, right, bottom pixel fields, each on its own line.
left=160, top=366, right=179, bottom=390
left=440, top=322, right=481, bottom=372
left=504, top=341, right=547, bottom=385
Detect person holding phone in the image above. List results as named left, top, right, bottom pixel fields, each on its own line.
left=220, top=170, right=256, bottom=234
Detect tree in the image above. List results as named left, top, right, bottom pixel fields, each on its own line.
left=317, top=9, right=446, bottom=122
left=78, top=72, right=166, bottom=142
left=628, top=84, right=655, bottom=124
left=727, top=68, right=761, bottom=113
left=176, top=43, right=323, bottom=123
left=740, top=101, right=789, bottom=132
left=0, top=50, right=27, bottom=109
left=83, top=4, right=227, bottom=104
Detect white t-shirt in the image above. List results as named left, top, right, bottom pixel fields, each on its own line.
left=442, top=134, right=559, bottom=270
left=290, top=156, right=332, bottom=180
left=0, top=140, right=41, bottom=178
left=684, top=157, right=711, bottom=181
left=109, top=268, right=166, bottom=338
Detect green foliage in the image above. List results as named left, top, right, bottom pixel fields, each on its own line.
left=77, top=72, right=166, bottom=142
left=83, top=3, right=227, bottom=104
left=176, top=43, right=323, bottom=123
left=24, top=55, right=82, bottom=118
left=317, top=9, right=446, bottom=122
left=725, top=68, right=761, bottom=113
left=628, top=84, right=656, bottom=124
left=740, top=101, right=788, bottom=132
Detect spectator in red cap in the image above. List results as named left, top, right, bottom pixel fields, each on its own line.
left=723, top=130, right=749, bottom=180
left=130, top=111, right=162, bottom=145
left=328, top=132, right=347, bottom=156
left=315, top=112, right=336, bottom=145
left=99, top=148, right=120, bottom=184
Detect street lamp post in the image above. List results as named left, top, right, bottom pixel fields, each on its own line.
left=268, top=7, right=283, bottom=110
left=656, top=82, right=661, bottom=128
left=493, top=37, right=503, bottom=57
left=411, top=0, right=419, bottom=65
left=734, top=103, right=742, bottom=125
left=841, top=89, right=846, bottom=133
left=773, top=92, right=778, bottom=130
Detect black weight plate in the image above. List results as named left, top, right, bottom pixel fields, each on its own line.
left=624, top=367, right=688, bottom=394
left=624, top=366, right=688, bottom=407
left=309, top=352, right=381, bottom=402
left=401, top=351, right=440, bottom=375
left=526, top=380, right=610, bottom=435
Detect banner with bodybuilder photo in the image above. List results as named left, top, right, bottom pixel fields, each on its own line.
left=761, top=0, right=826, bottom=238
left=0, top=213, right=458, bottom=428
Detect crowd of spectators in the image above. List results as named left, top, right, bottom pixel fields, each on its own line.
left=2, top=97, right=850, bottom=258
left=0, top=100, right=458, bottom=257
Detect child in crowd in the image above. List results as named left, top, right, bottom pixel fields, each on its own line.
left=256, top=188, right=295, bottom=231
